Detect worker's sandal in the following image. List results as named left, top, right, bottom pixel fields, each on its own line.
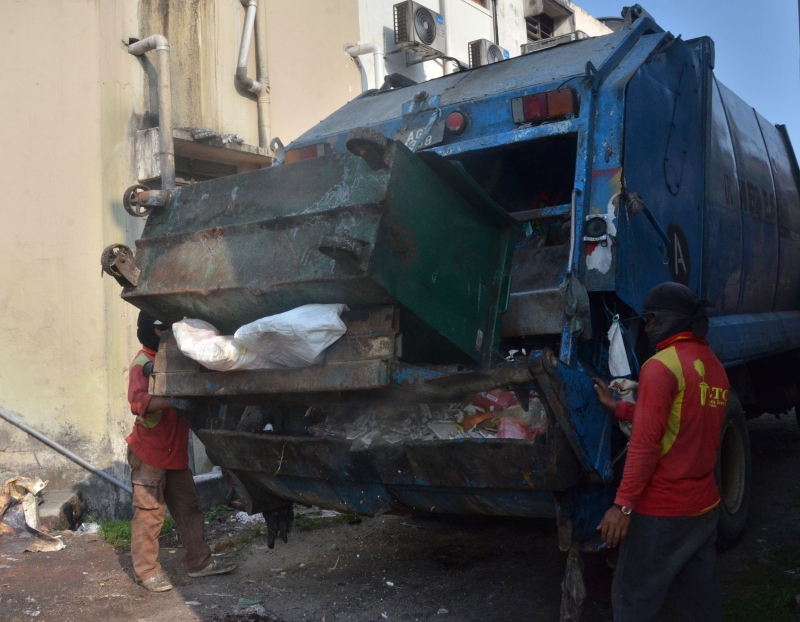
left=187, top=559, right=238, bottom=578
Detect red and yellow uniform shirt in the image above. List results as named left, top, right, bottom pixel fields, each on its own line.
left=126, top=346, right=190, bottom=470
left=615, top=332, right=729, bottom=516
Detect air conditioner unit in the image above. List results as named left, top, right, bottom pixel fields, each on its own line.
left=468, top=39, right=510, bottom=68
left=520, top=31, right=589, bottom=55
left=394, top=1, right=446, bottom=59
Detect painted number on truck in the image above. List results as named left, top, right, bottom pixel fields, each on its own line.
left=394, top=123, right=445, bottom=151
left=668, top=223, right=690, bottom=286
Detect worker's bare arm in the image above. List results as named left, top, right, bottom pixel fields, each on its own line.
left=145, top=396, right=173, bottom=413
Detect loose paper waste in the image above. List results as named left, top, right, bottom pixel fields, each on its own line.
left=307, top=389, right=548, bottom=450
left=173, top=304, right=348, bottom=372
left=0, top=477, right=65, bottom=552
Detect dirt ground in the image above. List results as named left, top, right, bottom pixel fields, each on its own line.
left=2, top=412, right=800, bottom=622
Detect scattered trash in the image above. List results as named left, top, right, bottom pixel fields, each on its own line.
left=74, top=522, right=101, bottom=535
left=185, top=601, right=202, bottom=606
left=235, top=512, right=266, bottom=526
left=437, top=608, right=448, bottom=614
left=381, top=613, right=388, bottom=619
left=308, top=390, right=547, bottom=448
left=22, top=610, right=40, bottom=617
left=0, top=477, right=65, bottom=553
left=497, top=417, right=534, bottom=439
left=386, top=581, right=394, bottom=587
left=0, top=565, right=8, bottom=569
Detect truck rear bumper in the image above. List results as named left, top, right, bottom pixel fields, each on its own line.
left=196, top=429, right=582, bottom=518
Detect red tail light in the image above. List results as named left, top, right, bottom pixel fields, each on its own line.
left=285, top=142, right=328, bottom=164
left=511, top=88, right=578, bottom=124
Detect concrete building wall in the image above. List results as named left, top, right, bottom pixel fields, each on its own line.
left=0, top=0, right=141, bottom=515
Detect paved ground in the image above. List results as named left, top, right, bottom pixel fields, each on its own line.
left=2, top=412, right=800, bottom=622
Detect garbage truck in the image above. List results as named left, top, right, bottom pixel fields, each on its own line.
left=104, top=2, right=800, bottom=585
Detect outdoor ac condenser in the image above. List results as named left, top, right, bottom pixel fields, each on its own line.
left=393, top=1, right=446, bottom=59
left=520, top=31, right=589, bottom=55
left=468, top=39, right=510, bottom=68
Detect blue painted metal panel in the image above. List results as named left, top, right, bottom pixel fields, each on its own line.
left=757, top=113, right=800, bottom=312
left=291, top=30, right=634, bottom=147
left=703, top=78, right=744, bottom=315
left=617, top=36, right=706, bottom=310
left=707, top=311, right=800, bottom=365
left=554, top=361, right=614, bottom=482
left=717, top=81, right=780, bottom=313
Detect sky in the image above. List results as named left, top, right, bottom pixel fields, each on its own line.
left=574, top=0, right=800, bottom=150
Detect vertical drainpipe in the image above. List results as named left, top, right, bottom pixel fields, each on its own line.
left=254, top=1, right=271, bottom=150
left=492, top=0, right=500, bottom=45
left=236, top=0, right=272, bottom=151
left=440, top=0, right=454, bottom=75
left=128, top=35, right=176, bottom=190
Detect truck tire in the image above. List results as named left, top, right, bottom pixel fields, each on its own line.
left=716, top=391, right=751, bottom=549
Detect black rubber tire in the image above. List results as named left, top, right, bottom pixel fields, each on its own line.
left=715, top=391, right=751, bottom=549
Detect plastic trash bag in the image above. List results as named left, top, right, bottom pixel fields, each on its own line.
left=172, top=304, right=348, bottom=371
left=172, top=318, right=264, bottom=372
left=234, top=304, right=348, bottom=368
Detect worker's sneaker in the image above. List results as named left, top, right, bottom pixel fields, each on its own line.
left=187, top=559, right=238, bottom=578
left=139, top=571, right=173, bottom=592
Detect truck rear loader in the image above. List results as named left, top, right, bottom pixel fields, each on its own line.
left=103, top=4, right=800, bottom=612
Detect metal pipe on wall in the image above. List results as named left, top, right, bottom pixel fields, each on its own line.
left=440, top=0, right=454, bottom=75
left=0, top=406, right=133, bottom=495
left=345, top=43, right=385, bottom=91
left=236, top=0, right=272, bottom=151
left=128, top=35, right=175, bottom=190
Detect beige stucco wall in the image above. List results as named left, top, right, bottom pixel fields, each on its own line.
left=0, top=0, right=361, bottom=516
left=0, top=0, right=141, bottom=514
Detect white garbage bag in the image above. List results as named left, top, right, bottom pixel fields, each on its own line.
left=172, top=304, right=348, bottom=371
left=234, top=304, right=349, bottom=368
left=607, top=318, right=632, bottom=377
left=172, top=318, right=265, bottom=371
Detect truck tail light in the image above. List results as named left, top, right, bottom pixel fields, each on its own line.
left=511, top=88, right=578, bottom=124
left=446, top=111, right=468, bottom=134
left=285, top=142, right=328, bottom=164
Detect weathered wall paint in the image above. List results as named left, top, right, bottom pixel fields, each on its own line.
left=0, top=0, right=141, bottom=516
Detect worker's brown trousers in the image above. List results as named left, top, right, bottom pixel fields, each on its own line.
left=127, top=448, right=211, bottom=582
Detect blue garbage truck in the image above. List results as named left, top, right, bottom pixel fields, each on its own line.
left=105, top=4, right=800, bottom=568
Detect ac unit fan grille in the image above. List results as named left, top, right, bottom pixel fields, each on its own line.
left=414, top=7, right=437, bottom=45
left=487, top=44, right=504, bottom=63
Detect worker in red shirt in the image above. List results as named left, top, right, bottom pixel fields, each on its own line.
left=594, top=282, right=727, bottom=622
left=127, top=311, right=236, bottom=592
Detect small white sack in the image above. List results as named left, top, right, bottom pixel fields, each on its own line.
left=172, top=318, right=265, bottom=371
left=607, top=319, right=632, bottom=377
left=234, top=304, right=348, bottom=368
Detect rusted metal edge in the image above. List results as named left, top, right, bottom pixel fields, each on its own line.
left=151, top=359, right=392, bottom=397
left=134, top=202, right=380, bottom=247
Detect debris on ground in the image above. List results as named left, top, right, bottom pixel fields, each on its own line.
left=0, top=477, right=65, bottom=553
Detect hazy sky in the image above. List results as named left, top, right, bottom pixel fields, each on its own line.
left=575, top=0, right=800, bottom=149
